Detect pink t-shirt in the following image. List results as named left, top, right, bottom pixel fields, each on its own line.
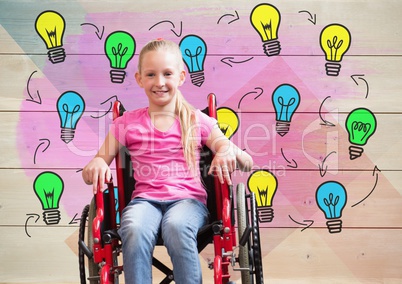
left=111, top=107, right=217, bottom=205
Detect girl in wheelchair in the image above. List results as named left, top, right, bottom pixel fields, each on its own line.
left=82, top=39, right=253, bottom=284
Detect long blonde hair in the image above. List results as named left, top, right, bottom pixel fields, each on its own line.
left=138, top=39, right=198, bottom=174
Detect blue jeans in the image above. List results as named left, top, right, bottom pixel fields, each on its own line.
left=119, top=198, right=209, bottom=284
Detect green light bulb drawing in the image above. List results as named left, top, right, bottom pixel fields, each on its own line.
left=345, top=108, right=377, bottom=160
left=33, top=171, right=64, bottom=225
left=104, top=31, right=136, bottom=84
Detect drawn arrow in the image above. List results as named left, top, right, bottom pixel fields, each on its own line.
left=289, top=215, right=314, bottom=232
left=281, top=148, right=298, bottom=168
left=149, top=20, right=183, bottom=37
left=69, top=213, right=81, bottom=225
left=318, top=151, right=337, bottom=177
left=351, top=74, right=369, bottom=99
left=33, top=138, right=51, bottom=164
left=80, top=23, right=105, bottom=40
left=351, top=166, right=381, bottom=207
left=319, top=96, right=335, bottom=127
left=217, top=10, right=240, bottom=24
left=25, top=213, right=40, bottom=238
left=298, top=10, right=316, bottom=25
left=26, top=71, right=42, bottom=104
left=237, top=87, right=263, bottom=109
left=221, top=56, right=254, bottom=67
left=90, top=95, right=118, bottom=119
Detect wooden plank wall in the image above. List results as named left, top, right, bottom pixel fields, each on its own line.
left=1, top=0, right=402, bottom=283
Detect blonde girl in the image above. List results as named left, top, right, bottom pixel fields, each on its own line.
left=82, top=39, right=252, bottom=283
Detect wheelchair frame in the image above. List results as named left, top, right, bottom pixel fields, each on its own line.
left=78, top=94, right=264, bottom=284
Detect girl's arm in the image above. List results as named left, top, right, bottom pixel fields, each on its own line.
left=82, top=132, right=122, bottom=194
left=206, top=125, right=253, bottom=185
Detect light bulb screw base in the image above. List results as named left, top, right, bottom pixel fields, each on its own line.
left=263, top=40, right=281, bottom=57
left=190, top=71, right=205, bottom=87
left=276, top=121, right=290, bottom=136
left=110, top=69, right=126, bottom=84
left=257, top=207, right=274, bottom=223
left=61, top=128, right=75, bottom=144
left=349, top=145, right=364, bottom=160
left=48, top=47, right=66, bottom=64
left=43, top=209, right=61, bottom=225
left=326, top=219, right=342, bottom=234
left=325, top=62, right=341, bottom=76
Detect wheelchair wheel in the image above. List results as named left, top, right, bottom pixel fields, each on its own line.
left=236, top=183, right=252, bottom=284
left=79, top=204, right=90, bottom=284
left=78, top=198, right=99, bottom=284
left=87, top=198, right=99, bottom=283
left=250, top=193, right=264, bottom=284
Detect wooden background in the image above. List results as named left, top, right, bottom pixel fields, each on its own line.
left=1, top=0, right=402, bottom=283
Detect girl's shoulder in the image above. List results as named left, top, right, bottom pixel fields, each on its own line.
left=121, top=107, right=148, bottom=120
left=115, top=107, right=149, bottom=127
left=194, top=108, right=217, bottom=123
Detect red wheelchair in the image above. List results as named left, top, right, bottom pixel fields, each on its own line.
left=78, top=94, right=264, bottom=283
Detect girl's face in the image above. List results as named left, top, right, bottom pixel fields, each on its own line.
left=135, top=49, right=185, bottom=111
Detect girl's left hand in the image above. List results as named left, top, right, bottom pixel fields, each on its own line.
left=208, top=150, right=237, bottom=185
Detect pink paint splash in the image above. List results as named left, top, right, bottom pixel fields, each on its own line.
left=17, top=9, right=389, bottom=227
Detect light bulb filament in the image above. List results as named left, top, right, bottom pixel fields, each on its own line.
left=45, top=27, right=59, bottom=47
left=184, top=46, right=202, bottom=72
left=326, top=36, right=344, bottom=61
left=260, top=20, right=273, bottom=41
left=277, top=96, right=296, bottom=121
left=219, top=125, right=229, bottom=136
left=351, top=121, right=371, bottom=143
left=111, top=43, right=129, bottom=68
left=43, top=188, right=55, bottom=208
left=61, top=104, right=82, bottom=128
left=257, top=186, right=269, bottom=206
left=323, top=193, right=340, bottom=218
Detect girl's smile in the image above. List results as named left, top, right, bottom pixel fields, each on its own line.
left=135, top=49, right=186, bottom=112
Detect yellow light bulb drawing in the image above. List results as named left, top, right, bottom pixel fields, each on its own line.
left=247, top=169, right=278, bottom=222
left=216, top=107, right=239, bottom=140
left=320, top=23, right=351, bottom=76
left=250, top=3, right=281, bottom=57
left=35, top=10, right=66, bottom=64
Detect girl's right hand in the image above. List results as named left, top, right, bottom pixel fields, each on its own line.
left=82, top=156, right=112, bottom=194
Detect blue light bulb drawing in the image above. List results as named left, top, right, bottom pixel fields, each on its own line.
left=179, top=34, right=207, bottom=87
left=272, top=84, right=300, bottom=136
left=56, top=91, right=85, bottom=143
left=316, top=181, right=347, bottom=234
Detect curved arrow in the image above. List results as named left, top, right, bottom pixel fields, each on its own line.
left=80, top=23, right=105, bottom=40
left=351, top=166, right=381, bottom=207
left=281, top=148, right=298, bottom=168
left=69, top=213, right=81, bottom=225
left=33, top=138, right=51, bottom=164
left=319, top=96, right=335, bottom=127
left=351, top=74, right=369, bottom=99
left=318, top=151, right=337, bottom=177
left=221, top=56, right=254, bottom=67
left=237, top=87, right=263, bottom=109
left=25, top=213, right=40, bottom=238
left=289, top=215, right=314, bottom=232
left=217, top=10, right=240, bottom=24
left=149, top=20, right=183, bottom=37
left=298, top=10, right=316, bottom=25
left=90, top=96, right=118, bottom=119
left=26, top=71, right=42, bottom=104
